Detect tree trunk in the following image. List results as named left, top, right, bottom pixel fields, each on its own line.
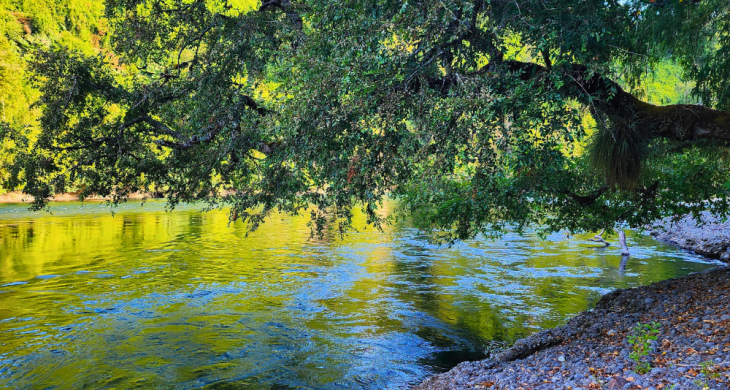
left=618, top=230, right=630, bottom=256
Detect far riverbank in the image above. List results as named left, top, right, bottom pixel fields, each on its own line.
left=0, top=191, right=162, bottom=203
left=649, top=212, right=730, bottom=263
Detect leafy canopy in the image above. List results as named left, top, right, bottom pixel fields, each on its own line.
left=7, top=0, right=730, bottom=241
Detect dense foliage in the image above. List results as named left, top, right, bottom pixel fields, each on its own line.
left=0, top=0, right=107, bottom=193
left=5, top=0, right=730, bottom=241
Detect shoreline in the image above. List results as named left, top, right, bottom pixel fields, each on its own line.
left=415, top=216, right=730, bottom=389
left=415, top=266, right=730, bottom=390
left=0, top=191, right=162, bottom=204
left=649, top=212, right=730, bottom=263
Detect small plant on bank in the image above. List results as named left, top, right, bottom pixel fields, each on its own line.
left=627, top=321, right=661, bottom=374
left=694, top=361, right=720, bottom=390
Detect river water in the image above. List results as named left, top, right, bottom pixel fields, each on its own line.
left=0, top=200, right=718, bottom=389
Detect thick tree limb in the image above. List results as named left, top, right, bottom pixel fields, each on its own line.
left=560, top=64, right=730, bottom=142
left=476, top=60, right=730, bottom=143
left=565, top=186, right=609, bottom=207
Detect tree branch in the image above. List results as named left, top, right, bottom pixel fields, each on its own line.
left=259, top=0, right=302, bottom=31
left=565, top=186, right=609, bottom=207
left=241, top=95, right=268, bottom=117
left=141, top=116, right=186, bottom=139
left=153, top=128, right=220, bottom=149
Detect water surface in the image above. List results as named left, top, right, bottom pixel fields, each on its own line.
left=0, top=200, right=718, bottom=389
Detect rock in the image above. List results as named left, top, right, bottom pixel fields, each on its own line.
left=644, top=298, right=655, bottom=305
left=607, top=329, right=617, bottom=336
left=558, top=355, right=565, bottom=362
left=607, top=377, right=628, bottom=389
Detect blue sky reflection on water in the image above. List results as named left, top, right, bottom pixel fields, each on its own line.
left=0, top=200, right=720, bottom=389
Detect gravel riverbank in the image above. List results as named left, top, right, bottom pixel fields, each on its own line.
left=414, top=267, right=730, bottom=390
left=649, top=212, right=730, bottom=263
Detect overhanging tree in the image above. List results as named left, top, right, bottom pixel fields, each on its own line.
left=7, top=0, right=730, bottom=242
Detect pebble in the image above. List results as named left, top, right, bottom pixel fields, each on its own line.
left=607, top=376, right=628, bottom=389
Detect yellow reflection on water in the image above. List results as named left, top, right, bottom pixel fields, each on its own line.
left=0, top=200, right=718, bottom=389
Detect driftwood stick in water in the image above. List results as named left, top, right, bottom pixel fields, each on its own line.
left=619, top=230, right=630, bottom=256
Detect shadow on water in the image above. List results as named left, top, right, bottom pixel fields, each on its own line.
left=619, top=255, right=630, bottom=274
left=417, top=346, right=488, bottom=373
left=0, top=200, right=722, bottom=389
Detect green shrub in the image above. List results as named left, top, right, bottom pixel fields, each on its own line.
left=627, top=322, right=661, bottom=374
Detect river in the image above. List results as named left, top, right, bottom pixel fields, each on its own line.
left=0, top=200, right=718, bottom=389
